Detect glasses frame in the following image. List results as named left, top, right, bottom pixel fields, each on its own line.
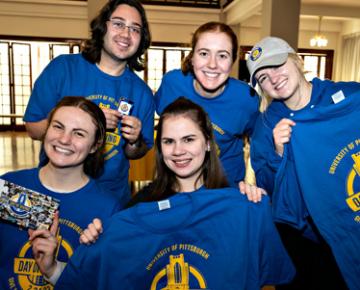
left=107, top=19, right=142, bottom=36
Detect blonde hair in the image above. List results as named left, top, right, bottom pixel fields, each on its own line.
left=256, top=53, right=306, bottom=112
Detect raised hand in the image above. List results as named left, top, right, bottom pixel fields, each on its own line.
left=273, top=118, right=296, bottom=157
left=28, top=211, right=59, bottom=278
left=80, top=218, right=103, bottom=245
left=239, top=181, right=267, bottom=203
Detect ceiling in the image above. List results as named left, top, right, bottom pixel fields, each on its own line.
left=140, top=0, right=227, bottom=9
left=141, top=0, right=360, bottom=9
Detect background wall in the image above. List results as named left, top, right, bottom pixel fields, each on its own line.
left=0, top=0, right=359, bottom=80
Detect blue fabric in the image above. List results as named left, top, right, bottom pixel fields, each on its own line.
left=0, top=168, right=121, bottom=290
left=56, top=187, right=295, bottom=290
left=251, top=78, right=360, bottom=289
left=251, top=78, right=360, bottom=195
left=286, top=92, right=360, bottom=290
left=251, top=78, right=360, bottom=224
left=155, top=69, right=259, bottom=187
left=24, top=54, right=155, bottom=204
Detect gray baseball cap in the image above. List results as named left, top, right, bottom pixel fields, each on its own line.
left=247, top=36, right=295, bottom=87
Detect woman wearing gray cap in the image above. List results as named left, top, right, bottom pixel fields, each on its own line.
left=246, top=36, right=360, bottom=290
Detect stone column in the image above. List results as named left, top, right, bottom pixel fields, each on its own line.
left=261, top=0, right=300, bottom=49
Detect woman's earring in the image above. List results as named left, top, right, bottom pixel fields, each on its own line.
left=207, top=144, right=211, bottom=152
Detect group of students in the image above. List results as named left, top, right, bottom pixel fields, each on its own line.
left=0, top=0, right=359, bottom=289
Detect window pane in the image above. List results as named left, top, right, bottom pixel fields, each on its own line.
left=147, top=49, right=164, bottom=92
left=0, top=42, right=10, bottom=125
left=0, top=39, right=81, bottom=129
left=319, top=56, right=326, bottom=79
left=53, top=44, right=70, bottom=58
left=135, top=70, right=144, bottom=80
left=73, top=45, right=80, bottom=54
left=31, top=42, right=50, bottom=87
left=13, top=43, right=31, bottom=125
left=166, top=50, right=181, bottom=72
left=303, top=55, right=318, bottom=81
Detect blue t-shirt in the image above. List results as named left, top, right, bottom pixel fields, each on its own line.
left=284, top=92, right=360, bottom=290
left=24, top=53, right=155, bottom=204
left=56, top=187, right=295, bottom=290
left=155, top=69, right=259, bottom=187
left=0, top=168, right=121, bottom=290
left=251, top=78, right=360, bottom=195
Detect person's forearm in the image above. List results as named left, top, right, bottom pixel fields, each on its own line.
left=25, top=120, right=48, bottom=140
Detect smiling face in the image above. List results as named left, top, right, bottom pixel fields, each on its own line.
left=101, top=4, right=142, bottom=66
left=44, top=106, right=98, bottom=171
left=161, top=114, right=209, bottom=191
left=255, top=58, right=302, bottom=102
left=191, top=31, right=233, bottom=98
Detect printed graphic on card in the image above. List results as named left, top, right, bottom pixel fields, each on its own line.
left=0, top=179, right=60, bottom=230
left=118, top=98, right=134, bottom=115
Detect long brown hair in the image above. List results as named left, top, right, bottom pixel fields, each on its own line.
left=150, top=97, right=228, bottom=200
left=182, top=21, right=238, bottom=75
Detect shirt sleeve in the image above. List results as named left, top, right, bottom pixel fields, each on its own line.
left=250, top=114, right=282, bottom=194
left=134, top=84, right=155, bottom=149
left=23, top=56, right=65, bottom=122
left=55, top=244, right=94, bottom=290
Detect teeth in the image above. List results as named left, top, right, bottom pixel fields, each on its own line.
left=115, top=40, right=129, bottom=48
left=275, top=79, right=286, bottom=90
left=54, top=146, right=72, bottom=154
left=174, top=160, right=190, bottom=165
left=204, top=72, right=218, bottom=78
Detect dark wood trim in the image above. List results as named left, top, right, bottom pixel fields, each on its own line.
left=0, top=125, right=26, bottom=132
left=298, top=48, right=334, bottom=80
left=0, top=35, right=85, bottom=43
left=151, top=41, right=190, bottom=48
left=143, top=0, right=220, bottom=9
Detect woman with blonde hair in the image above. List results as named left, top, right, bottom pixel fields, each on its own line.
left=247, top=36, right=360, bottom=290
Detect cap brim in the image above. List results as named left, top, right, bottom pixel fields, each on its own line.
left=250, top=53, right=289, bottom=87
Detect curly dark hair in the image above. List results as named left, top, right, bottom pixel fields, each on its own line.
left=82, top=0, right=151, bottom=71
left=182, top=21, right=238, bottom=75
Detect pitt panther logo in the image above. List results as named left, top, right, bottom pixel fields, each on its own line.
left=12, top=223, right=74, bottom=290
left=250, top=47, right=262, bottom=61
left=151, top=254, right=208, bottom=290
left=9, top=193, right=32, bottom=218
left=345, top=152, right=360, bottom=212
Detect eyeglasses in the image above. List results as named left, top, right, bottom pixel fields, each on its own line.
left=108, top=19, right=142, bottom=36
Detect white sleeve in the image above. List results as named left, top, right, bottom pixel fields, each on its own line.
left=43, top=260, right=66, bottom=285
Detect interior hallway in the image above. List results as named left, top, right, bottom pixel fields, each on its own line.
left=0, top=131, right=41, bottom=176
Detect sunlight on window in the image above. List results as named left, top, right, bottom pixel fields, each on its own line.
left=0, top=42, right=11, bottom=125
left=303, top=55, right=319, bottom=81
left=52, top=44, right=70, bottom=59
left=146, top=46, right=190, bottom=92
left=166, top=50, right=182, bottom=72
left=31, top=42, right=50, bottom=86
left=319, top=56, right=326, bottom=79
left=13, top=44, right=31, bottom=124
left=147, top=49, right=164, bottom=92
left=0, top=39, right=80, bottom=128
